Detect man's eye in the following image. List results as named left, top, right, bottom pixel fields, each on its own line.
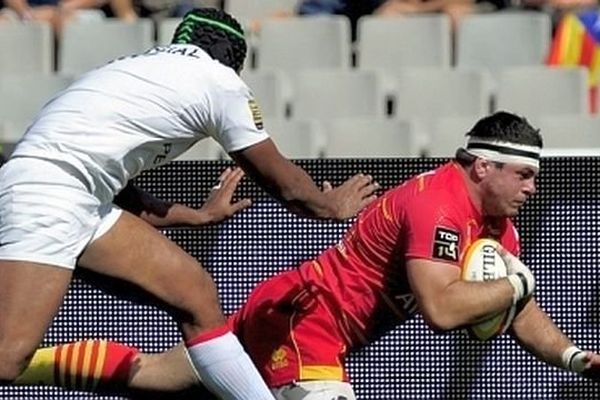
left=517, top=171, right=530, bottom=180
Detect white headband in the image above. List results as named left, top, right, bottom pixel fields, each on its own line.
left=464, top=137, right=541, bottom=169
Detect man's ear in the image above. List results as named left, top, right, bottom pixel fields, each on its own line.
left=472, top=157, right=491, bottom=180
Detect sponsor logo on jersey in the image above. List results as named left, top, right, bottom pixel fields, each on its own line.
left=270, top=346, right=289, bottom=370
left=432, top=226, right=460, bottom=262
left=248, top=99, right=264, bottom=130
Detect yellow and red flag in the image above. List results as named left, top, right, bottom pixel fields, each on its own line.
left=547, top=10, right=600, bottom=113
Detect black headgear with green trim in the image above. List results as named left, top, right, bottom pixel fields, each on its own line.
left=172, top=8, right=247, bottom=72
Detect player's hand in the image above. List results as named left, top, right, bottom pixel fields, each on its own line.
left=198, top=167, right=251, bottom=224
left=495, top=244, right=535, bottom=305
left=580, top=351, right=600, bottom=381
left=562, top=347, right=600, bottom=381
left=322, top=174, right=379, bottom=220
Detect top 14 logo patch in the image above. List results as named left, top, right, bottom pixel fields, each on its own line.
left=432, top=227, right=460, bottom=262
left=248, top=99, right=264, bottom=130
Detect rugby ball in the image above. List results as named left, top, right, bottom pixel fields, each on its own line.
left=461, top=238, right=516, bottom=341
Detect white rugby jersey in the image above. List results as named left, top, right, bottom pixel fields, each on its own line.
left=13, top=44, right=269, bottom=202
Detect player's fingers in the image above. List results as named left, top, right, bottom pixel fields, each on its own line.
left=212, top=167, right=232, bottom=191
left=230, top=198, right=252, bottom=213
left=221, top=168, right=245, bottom=192
left=360, top=181, right=380, bottom=197
left=353, top=173, right=373, bottom=187
left=322, top=181, right=333, bottom=192
left=359, top=194, right=378, bottom=208
left=493, top=242, right=511, bottom=260
left=217, top=167, right=232, bottom=182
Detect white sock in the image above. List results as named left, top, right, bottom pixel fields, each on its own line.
left=185, top=326, right=275, bottom=400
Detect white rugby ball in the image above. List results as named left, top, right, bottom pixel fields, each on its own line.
left=461, top=238, right=516, bottom=341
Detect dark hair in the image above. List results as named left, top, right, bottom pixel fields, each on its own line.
left=455, top=111, right=543, bottom=165
left=172, top=8, right=247, bottom=72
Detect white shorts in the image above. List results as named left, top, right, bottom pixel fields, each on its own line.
left=0, top=157, right=122, bottom=270
left=271, top=381, right=356, bottom=400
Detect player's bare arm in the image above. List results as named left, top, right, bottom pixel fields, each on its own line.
left=509, top=290, right=600, bottom=380
left=406, top=258, right=515, bottom=331
left=114, top=167, right=251, bottom=227
left=510, top=298, right=573, bottom=368
left=230, top=138, right=379, bottom=220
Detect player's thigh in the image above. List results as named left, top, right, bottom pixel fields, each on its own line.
left=272, top=380, right=356, bottom=400
left=78, top=210, right=223, bottom=327
left=0, top=261, right=72, bottom=362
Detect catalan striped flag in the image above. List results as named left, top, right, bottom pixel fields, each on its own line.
left=547, top=10, right=600, bottom=113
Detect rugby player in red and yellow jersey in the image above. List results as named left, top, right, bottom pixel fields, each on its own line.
left=15, top=112, right=600, bottom=398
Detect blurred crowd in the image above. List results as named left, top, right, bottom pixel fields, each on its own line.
left=1, top=0, right=598, bottom=37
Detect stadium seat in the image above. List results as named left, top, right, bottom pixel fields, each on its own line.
left=264, top=118, right=325, bottom=158
left=174, top=139, right=223, bottom=161
left=59, top=20, right=154, bottom=75
left=0, top=22, right=53, bottom=75
left=323, top=117, right=416, bottom=157
left=255, top=16, right=352, bottom=72
left=456, top=11, right=551, bottom=74
left=225, top=0, right=300, bottom=21
left=0, top=74, right=74, bottom=123
left=495, top=66, right=588, bottom=121
left=156, top=17, right=181, bottom=46
left=0, top=119, right=31, bottom=156
left=537, top=115, right=600, bottom=155
left=356, top=14, right=452, bottom=70
left=393, top=68, right=489, bottom=151
left=289, top=69, right=387, bottom=121
left=394, top=68, right=489, bottom=120
left=241, top=70, right=292, bottom=118
left=427, top=115, right=481, bottom=157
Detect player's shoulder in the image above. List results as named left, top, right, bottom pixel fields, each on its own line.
left=131, top=44, right=247, bottom=93
left=388, top=162, right=463, bottom=203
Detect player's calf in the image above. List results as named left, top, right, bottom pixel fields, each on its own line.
left=14, top=340, right=138, bottom=391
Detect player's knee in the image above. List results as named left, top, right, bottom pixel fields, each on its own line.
left=176, top=269, right=225, bottom=332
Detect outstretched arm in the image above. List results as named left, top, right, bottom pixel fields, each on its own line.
left=496, top=248, right=600, bottom=379
left=511, top=295, right=600, bottom=380
left=230, top=138, right=379, bottom=220
left=114, top=167, right=251, bottom=227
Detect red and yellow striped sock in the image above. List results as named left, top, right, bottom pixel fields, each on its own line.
left=15, top=340, right=139, bottom=392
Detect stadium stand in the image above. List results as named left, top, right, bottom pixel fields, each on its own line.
left=456, top=11, right=552, bottom=74
left=289, top=69, right=388, bottom=121
left=537, top=114, right=600, bottom=154
left=174, top=138, right=223, bottom=161
left=241, top=70, right=293, bottom=119
left=495, top=66, right=588, bottom=122
left=0, top=22, right=53, bottom=75
left=255, top=15, right=352, bottom=72
left=263, top=117, right=326, bottom=158
left=356, top=14, right=452, bottom=70
left=324, top=117, right=417, bottom=157
left=0, top=74, right=73, bottom=123
left=58, top=19, right=154, bottom=75
left=427, top=114, right=482, bottom=157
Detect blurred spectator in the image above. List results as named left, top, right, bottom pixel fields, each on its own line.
left=522, top=0, right=597, bottom=26
left=298, top=0, right=513, bottom=39
left=297, top=0, right=379, bottom=40
left=0, top=0, right=137, bottom=33
left=102, top=0, right=221, bottom=21
left=375, top=0, right=477, bottom=32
